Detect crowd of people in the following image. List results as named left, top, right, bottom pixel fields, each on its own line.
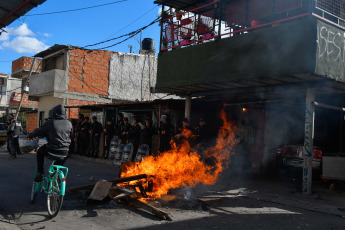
left=6, top=110, right=209, bottom=161
left=72, top=112, right=209, bottom=159
left=69, top=112, right=209, bottom=159
left=73, top=113, right=157, bottom=159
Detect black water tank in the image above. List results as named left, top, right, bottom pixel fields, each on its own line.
left=141, top=38, right=155, bottom=51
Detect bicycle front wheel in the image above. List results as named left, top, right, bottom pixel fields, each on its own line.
left=30, top=182, right=39, bottom=203
left=47, top=172, right=64, bottom=218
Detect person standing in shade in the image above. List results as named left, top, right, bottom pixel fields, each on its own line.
left=6, top=114, right=14, bottom=153
left=175, top=118, right=193, bottom=146
left=158, top=115, right=174, bottom=153
left=120, top=117, right=132, bottom=144
left=114, top=113, right=124, bottom=139
left=89, top=116, right=103, bottom=158
left=129, top=116, right=141, bottom=158
left=75, top=113, right=84, bottom=155
left=194, top=118, right=209, bottom=148
left=104, top=120, right=115, bottom=159
left=8, top=118, right=22, bottom=159
left=81, top=117, right=91, bottom=156
left=142, top=118, right=155, bottom=155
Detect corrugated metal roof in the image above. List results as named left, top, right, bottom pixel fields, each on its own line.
left=0, top=0, right=46, bottom=29
left=34, top=44, right=80, bottom=57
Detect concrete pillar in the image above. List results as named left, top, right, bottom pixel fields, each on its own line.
left=302, top=88, right=315, bottom=195
left=185, top=96, right=191, bottom=120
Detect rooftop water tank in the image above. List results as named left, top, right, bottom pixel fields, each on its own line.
left=141, top=38, right=155, bottom=51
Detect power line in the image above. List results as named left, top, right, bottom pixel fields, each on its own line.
left=25, top=0, right=128, bottom=16
left=84, top=16, right=161, bottom=49
left=100, top=5, right=159, bottom=42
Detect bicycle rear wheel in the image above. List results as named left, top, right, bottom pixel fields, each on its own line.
left=47, top=172, right=64, bottom=218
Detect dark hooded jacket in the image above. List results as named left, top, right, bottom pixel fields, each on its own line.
left=29, top=104, right=73, bottom=154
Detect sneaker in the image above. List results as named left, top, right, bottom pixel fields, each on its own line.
left=10, top=155, right=16, bottom=159
left=34, top=173, right=43, bottom=182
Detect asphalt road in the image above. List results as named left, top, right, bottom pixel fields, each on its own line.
left=1, top=148, right=345, bottom=230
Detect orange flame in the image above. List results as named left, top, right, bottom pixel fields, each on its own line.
left=120, top=109, right=237, bottom=199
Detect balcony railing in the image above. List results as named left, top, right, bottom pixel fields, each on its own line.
left=159, top=0, right=345, bottom=52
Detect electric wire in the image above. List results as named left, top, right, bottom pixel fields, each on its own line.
left=25, top=0, right=128, bottom=16
left=99, top=5, right=159, bottom=42
left=82, top=16, right=161, bottom=49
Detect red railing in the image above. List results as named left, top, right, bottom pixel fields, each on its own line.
left=159, top=0, right=312, bottom=52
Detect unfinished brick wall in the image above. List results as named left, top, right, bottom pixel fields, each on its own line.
left=12, top=56, right=41, bottom=74
left=22, top=93, right=39, bottom=107
left=9, top=93, right=38, bottom=107
left=26, top=112, right=38, bottom=133
left=68, top=49, right=111, bottom=96
left=67, top=99, right=97, bottom=119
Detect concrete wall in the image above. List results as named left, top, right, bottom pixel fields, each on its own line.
left=0, top=76, right=8, bottom=107
left=29, top=69, right=68, bottom=96
left=109, top=52, right=177, bottom=101
left=37, top=95, right=64, bottom=126
left=315, top=20, right=345, bottom=82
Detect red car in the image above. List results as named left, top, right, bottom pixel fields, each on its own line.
left=276, top=145, right=322, bottom=171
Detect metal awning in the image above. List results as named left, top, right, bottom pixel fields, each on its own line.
left=0, top=0, right=46, bottom=29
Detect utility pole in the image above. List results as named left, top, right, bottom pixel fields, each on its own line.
left=302, top=88, right=315, bottom=195
left=15, top=57, right=37, bottom=120
left=139, top=29, right=143, bottom=52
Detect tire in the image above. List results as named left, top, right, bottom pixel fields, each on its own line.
left=47, top=173, right=64, bottom=218
left=30, top=182, right=39, bottom=203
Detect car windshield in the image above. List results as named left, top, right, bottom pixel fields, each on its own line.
left=0, top=124, right=5, bottom=130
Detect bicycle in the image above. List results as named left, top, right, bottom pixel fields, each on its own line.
left=30, top=153, right=69, bottom=218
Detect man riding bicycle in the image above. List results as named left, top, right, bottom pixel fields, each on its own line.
left=28, top=104, right=73, bottom=182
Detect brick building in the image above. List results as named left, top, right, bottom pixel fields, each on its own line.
left=28, top=44, right=172, bottom=129
left=10, top=56, right=41, bottom=132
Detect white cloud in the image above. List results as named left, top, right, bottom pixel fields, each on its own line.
left=2, top=36, right=49, bottom=54
left=0, top=31, right=10, bottom=41
left=8, top=23, right=34, bottom=36
left=0, top=23, right=50, bottom=54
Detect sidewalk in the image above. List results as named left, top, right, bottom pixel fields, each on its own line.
left=199, top=173, right=345, bottom=218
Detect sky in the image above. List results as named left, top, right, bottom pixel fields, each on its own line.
left=0, top=0, right=162, bottom=74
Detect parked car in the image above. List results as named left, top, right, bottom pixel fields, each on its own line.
left=276, top=145, right=322, bottom=172
left=0, top=123, right=7, bottom=146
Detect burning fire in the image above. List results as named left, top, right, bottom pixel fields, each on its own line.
left=120, top=109, right=237, bottom=199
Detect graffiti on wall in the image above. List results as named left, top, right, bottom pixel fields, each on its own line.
left=315, top=20, right=345, bottom=81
